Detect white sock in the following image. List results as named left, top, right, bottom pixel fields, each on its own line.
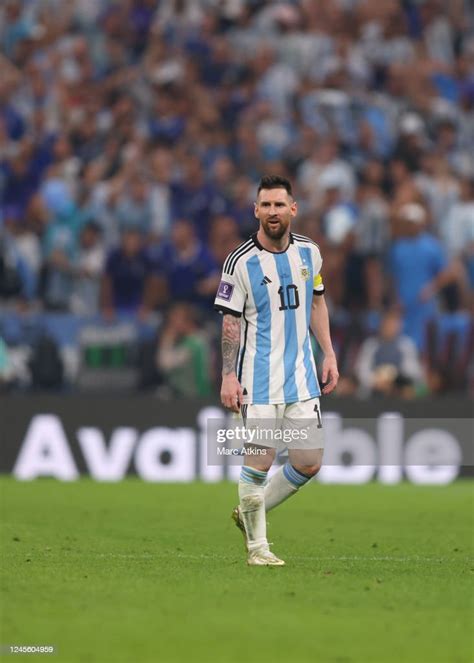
left=264, top=466, right=298, bottom=511
left=264, top=463, right=311, bottom=512
left=239, top=466, right=268, bottom=551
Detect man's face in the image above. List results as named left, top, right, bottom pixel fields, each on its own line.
left=121, top=229, right=142, bottom=256
left=254, top=187, right=296, bottom=240
left=381, top=313, right=401, bottom=340
left=171, top=221, right=194, bottom=249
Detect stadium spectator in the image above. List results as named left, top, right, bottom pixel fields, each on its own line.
left=115, top=173, right=156, bottom=237
left=170, top=155, right=228, bottom=240
left=147, top=147, right=173, bottom=239
left=388, top=202, right=456, bottom=350
left=354, top=308, right=425, bottom=398
left=70, top=221, right=105, bottom=316
left=352, top=160, right=390, bottom=312
left=227, top=174, right=258, bottom=236
left=1, top=205, right=41, bottom=302
left=441, top=176, right=474, bottom=298
left=208, top=215, right=241, bottom=268
left=416, top=153, right=460, bottom=235
left=318, top=169, right=358, bottom=309
left=155, top=302, right=212, bottom=398
left=39, top=178, right=83, bottom=311
left=297, top=136, right=356, bottom=212
left=101, top=224, right=158, bottom=320
left=0, top=228, right=36, bottom=304
left=153, top=218, right=219, bottom=309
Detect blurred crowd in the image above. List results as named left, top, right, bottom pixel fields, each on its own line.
left=0, top=0, right=473, bottom=397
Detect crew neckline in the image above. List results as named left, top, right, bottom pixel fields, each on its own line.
left=252, top=232, right=294, bottom=254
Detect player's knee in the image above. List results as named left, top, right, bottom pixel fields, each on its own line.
left=293, top=462, right=322, bottom=478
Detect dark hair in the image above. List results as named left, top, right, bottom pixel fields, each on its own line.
left=257, top=175, right=293, bottom=197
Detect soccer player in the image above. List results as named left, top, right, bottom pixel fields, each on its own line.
left=214, top=175, right=339, bottom=566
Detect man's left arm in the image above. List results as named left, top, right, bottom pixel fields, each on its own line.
left=310, top=294, right=339, bottom=395
left=419, top=263, right=457, bottom=302
left=419, top=240, right=457, bottom=302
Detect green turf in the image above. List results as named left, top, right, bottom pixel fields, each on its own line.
left=0, top=479, right=473, bottom=663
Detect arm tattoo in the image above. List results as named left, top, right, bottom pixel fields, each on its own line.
left=222, top=314, right=241, bottom=375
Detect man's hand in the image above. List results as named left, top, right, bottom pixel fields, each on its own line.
left=221, top=373, right=244, bottom=413
left=321, top=354, right=339, bottom=394
left=419, top=282, right=435, bottom=302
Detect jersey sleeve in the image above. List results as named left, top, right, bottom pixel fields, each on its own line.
left=214, top=261, right=246, bottom=317
left=312, top=245, right=325, bottom=296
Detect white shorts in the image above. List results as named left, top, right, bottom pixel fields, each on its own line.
left=240, top=397, right=324, bottom=450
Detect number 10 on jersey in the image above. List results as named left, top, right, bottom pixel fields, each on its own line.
left=278, top=284, right=300, bottom=310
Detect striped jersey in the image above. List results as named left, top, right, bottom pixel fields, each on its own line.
left=214, top=232, right=325, bottom=405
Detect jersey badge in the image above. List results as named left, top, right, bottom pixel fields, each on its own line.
left=217, top=280, right=234, bottom=301
left=300, top=265, right=310, bottom=281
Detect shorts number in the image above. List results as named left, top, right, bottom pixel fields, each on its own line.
left=314, top=403, right=322, bottom=429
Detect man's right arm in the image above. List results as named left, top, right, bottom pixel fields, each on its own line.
left=220, top=313, right=243, bottom=413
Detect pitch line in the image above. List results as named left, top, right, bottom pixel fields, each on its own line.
left=76, top=552, right=471, bottom=563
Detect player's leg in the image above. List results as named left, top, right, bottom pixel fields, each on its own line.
left=238, top=444, right=275, bottom=552
left=264, top=397, right=324, bottom=511
left=264, top=448, right=323, bottom=510
left=235, top=404, right=285, bottom=565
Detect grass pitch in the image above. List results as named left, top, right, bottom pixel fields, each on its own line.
left=1, top=479, right=472, bottom=663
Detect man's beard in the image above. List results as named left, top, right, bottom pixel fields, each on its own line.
left=262, top=219, right=288, bottom=240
